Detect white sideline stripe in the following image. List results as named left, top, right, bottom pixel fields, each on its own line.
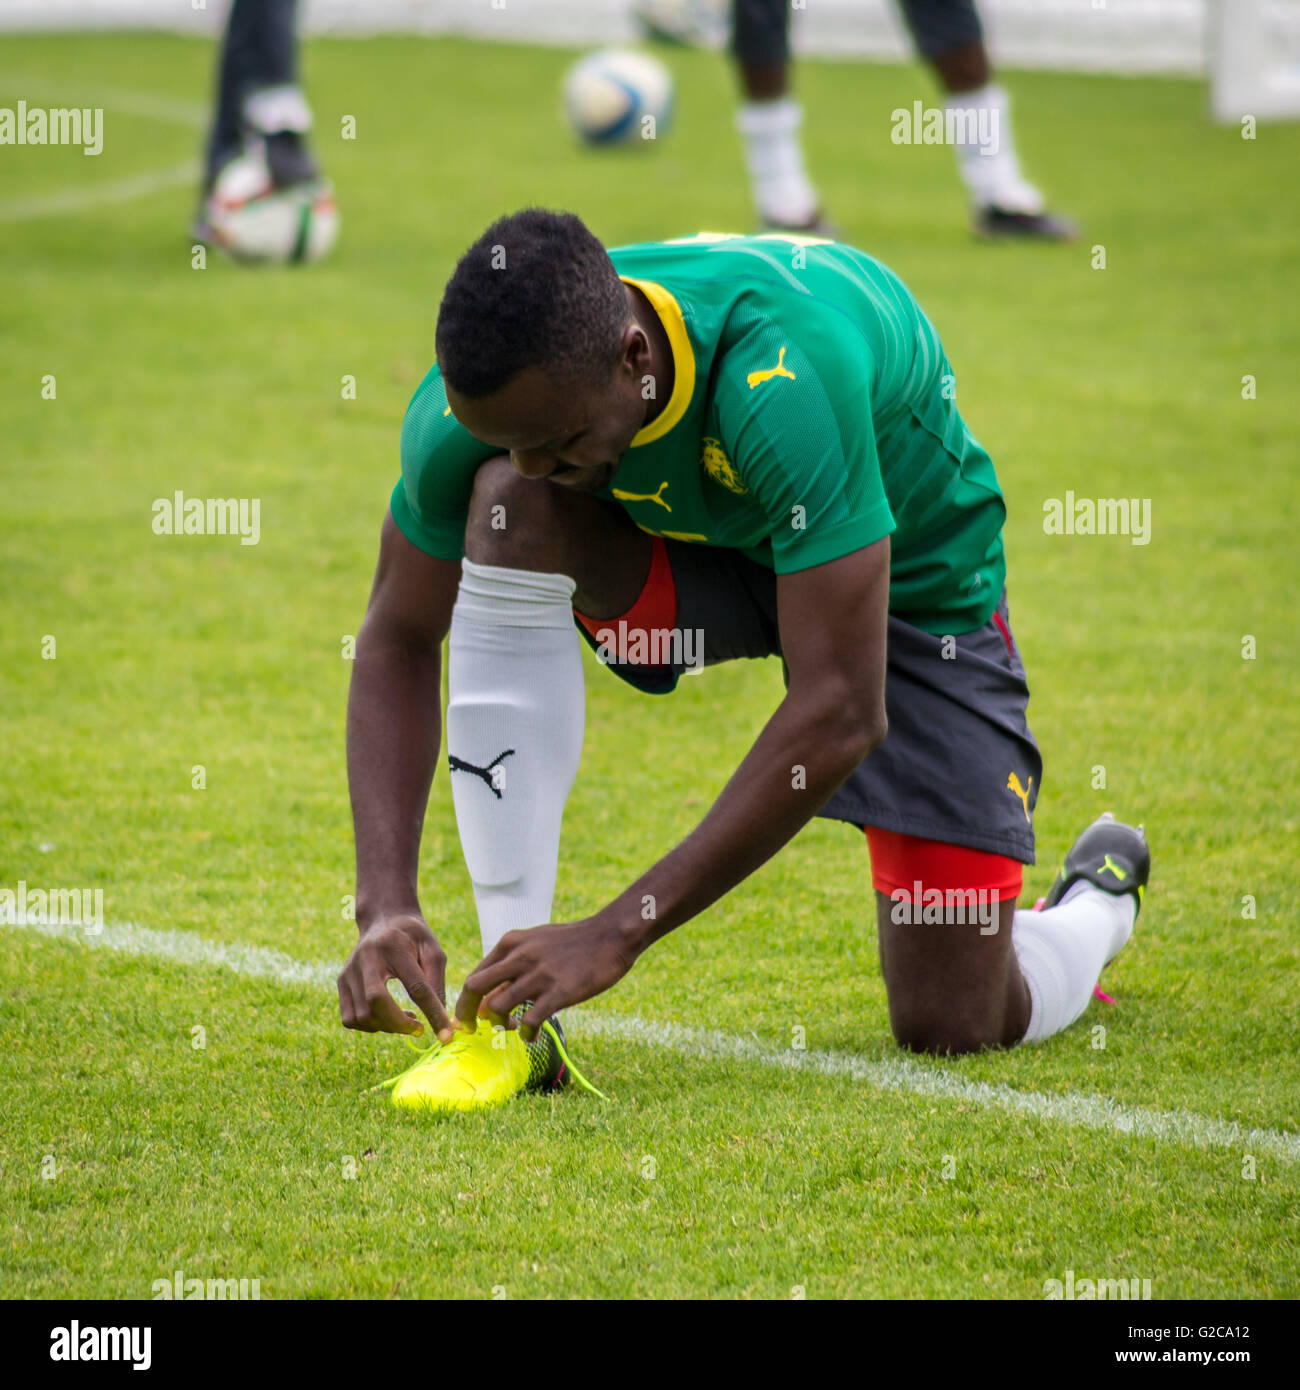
left=0, top=75, right=207, bottom=126
left=0, top=77, right=202, bottom=222
left=0, top=158, right=199, bottom=222
left=14, top=917, right=1300, bottom=1164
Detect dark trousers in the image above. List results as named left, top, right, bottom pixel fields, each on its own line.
left=205, top=0, right=300, bottom=183
left=731, top=0, right=984, bottom=66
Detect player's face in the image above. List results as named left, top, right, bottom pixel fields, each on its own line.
left=445, top=354, right=648, bottom=495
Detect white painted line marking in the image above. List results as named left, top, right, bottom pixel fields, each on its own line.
left=0, top=76, right=207, bottom=126
left=0, top=158, right=199, bottom=221
left=13, top=916, right=1300, bottom=1163
left=0, top=77, right=203, bottom=222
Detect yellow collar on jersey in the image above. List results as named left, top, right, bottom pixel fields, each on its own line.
left=620, top=276, right=695, bottom=447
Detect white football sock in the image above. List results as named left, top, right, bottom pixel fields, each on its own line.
left=736, top=97, right=819, bottom=226
left=944, top=83, right=1044, bottom=214
left=1012, top=883, right=1136, bottom=1043
left=243, top=84, right=313, bottom=135
left=447, top=559, right=584, bottom=956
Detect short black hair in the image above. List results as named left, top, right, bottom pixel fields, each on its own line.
left=435, top=208, right=630, bottom=399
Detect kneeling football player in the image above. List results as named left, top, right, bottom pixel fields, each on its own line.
left=336, top=210, right=1149, bottom=1110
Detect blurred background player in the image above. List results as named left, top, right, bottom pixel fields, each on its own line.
left=194, top=0, right=329, bottom=246
left=729, top=0, right=1075, bottom=239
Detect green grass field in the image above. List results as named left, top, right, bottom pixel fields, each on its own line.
left=2, top=31, right=1298, bottom=1300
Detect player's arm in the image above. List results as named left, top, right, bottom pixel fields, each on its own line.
left=604, top=534, right=891, bottom=932
left=456, top=537, right=890, bottom=1037
left=337, top=510, right=462, bottom=1040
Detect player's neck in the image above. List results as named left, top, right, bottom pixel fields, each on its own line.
left=626, top=283, right=675, bottom=428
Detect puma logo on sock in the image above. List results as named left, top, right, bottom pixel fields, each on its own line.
left=448, top=749, right=515, bottom=799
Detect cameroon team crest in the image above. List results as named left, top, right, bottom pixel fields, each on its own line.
left=701, top=437, right=747, bottom=495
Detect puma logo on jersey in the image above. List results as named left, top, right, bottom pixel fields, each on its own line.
left=1006, top=771, right=1033, bottom=823
left=746, top=345, right=796, bottom=390
left=449, top=748, right=515, bottom=799
left=612, top=480, right=672, bottom=512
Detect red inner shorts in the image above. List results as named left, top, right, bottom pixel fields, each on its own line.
left=574, top=535, right=677, bottom=660
left=866, top=826, right=1022, bottom=902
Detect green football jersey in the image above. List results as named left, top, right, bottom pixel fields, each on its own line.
left=392, top=232, right=1007, bottom=634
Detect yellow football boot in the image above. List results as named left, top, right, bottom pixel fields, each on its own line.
left=376, top=1012, right=605, bottom=1113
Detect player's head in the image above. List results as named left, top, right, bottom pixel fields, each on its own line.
left=436, top=208, right=651, bottom=492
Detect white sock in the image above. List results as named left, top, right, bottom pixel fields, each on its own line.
left=243, top=84, right=313, bottom=135
left=447, top=559, right=584, bottom=956
left=736, top=97, right=819, bottom=226
left=1012, top=883, right=1136, bottom=1043
left=944, top=83, right=1044, bottom=214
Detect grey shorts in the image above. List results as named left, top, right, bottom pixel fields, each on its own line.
left=575, top=538, right=1041, bottom=863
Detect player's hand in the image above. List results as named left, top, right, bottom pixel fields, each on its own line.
left=337, top=912, right=455, bottom=1040
left=454, top=919, right=637, bottom=1041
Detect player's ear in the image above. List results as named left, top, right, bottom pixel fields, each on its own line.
left=619, top=319, right=648, bottom=373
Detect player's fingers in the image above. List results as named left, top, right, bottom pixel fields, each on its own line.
left=337, top=975, right=360, bottom=1029
left=361, top=971, right=424, bottom=1035
left=457, top=934, right=510, bottom=1012
left=482, top=976, right=539, bottom=1027
left=459, top=953, right=522, bottom=1016
left=397, top=963, right=453, bottom=1042
left=459, top=933, right=541, bottom=1027
left=419, top=935, right=450, bottom=998
left=480, top=979, right=513, bottom=1014
left=453, top=979, right=482, bottom=1029
left=517, top=994, right=560, bottom=1043
left=340, top=973, right=380, bottom=1032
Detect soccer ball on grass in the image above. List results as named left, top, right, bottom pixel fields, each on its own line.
left=205, top=143, right=338, bottom=265
left=562, top=48, right=674, bottom=147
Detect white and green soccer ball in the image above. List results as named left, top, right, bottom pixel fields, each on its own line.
left=206, top=144, right=338, bottom=265
left=562, top=47, right=674, bottom=146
